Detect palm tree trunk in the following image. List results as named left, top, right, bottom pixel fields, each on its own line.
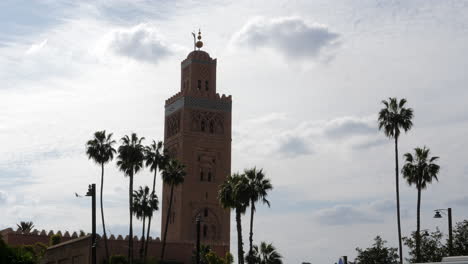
left=161, top=184, right=174, bottom=262
left=395, top=137, right=403, bottom=264
left=416, top=185, right=422, bottom=262
left=100, top=163, right=110, bottom=261
left=129, top=171, right=134, bottom=264
left=248, top=200, right=255, bottom=264
left=145, top=167, right=158, bottom=261
left=236, top=208, right=245, bottom=264
left=140, top=215, right=146, bottom=260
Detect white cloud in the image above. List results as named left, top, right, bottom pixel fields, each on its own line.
left=323, top=116, right=377, bottom=139
left=316, top=204, right=379, bottom=226
left=231, top=17, right=339, bottom=60
left=106, top=23, right=174, bottom=64
left=25, top=39, right=48, bottom=55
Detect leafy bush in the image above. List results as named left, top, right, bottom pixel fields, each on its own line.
left=49, top=234, right=62, bottom=246
left=355, top=236, right=398, bottom=264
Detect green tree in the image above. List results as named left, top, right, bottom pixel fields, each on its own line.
left=244, top=168, right=272, bottom=264
left=16, top=221, right=34, bottom=233
left=452, top=220, right=468, bottom=256
left=143, top=140, right=167, bottom=261
left=132, top=186, right=159, bottom=260
left=249, top=242, right=283, bottom=264
left=160, top=159, right=186, bottom=262
left=355, top=236, right=398, bottom=264
left=195, top=246, right=234, bottom=264
left=403, top=229, right=446, bottom=263
left=117, top=133, right=145, bottom=264
left=49, top=234, right=61, bottom=246
left=86, top=130, right=116, bottom=260
left=218, top=173, right=250, bottom=264
left=402, top=147, right=440, bottom=262
left=378, top=97, right=413, bottom=263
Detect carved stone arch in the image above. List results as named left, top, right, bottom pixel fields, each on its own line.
left=191, top=207, right=221, bottom=241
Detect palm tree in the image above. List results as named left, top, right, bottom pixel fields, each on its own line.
left=143, top=140, right=167, bottom=260
left=402, top=147, right=440, bottom=263
left=244, top=168, right=272, bottom=264
left=250, top=242, right=283, bottom=264
left=117, top=133, right=145, bottom=264
left=16, top=221, right=34, bottom=233
left=132, top=187, right=147, bottom=260
left=85, top=130, right=116, bottom=260
left=219, top=173, right=250, bottom=264
left=160, top=158, right=186, bottom=262
left=378, top=97, right=413, bottom=263
left=132, top=186, right=159, bottom=260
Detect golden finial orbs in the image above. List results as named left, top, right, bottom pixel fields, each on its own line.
left=196, top=29, right=203, bottom=49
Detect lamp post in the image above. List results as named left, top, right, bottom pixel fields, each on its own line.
left=434, top=208, right=453, bottom=256
left=196, top=214, right=201, bottom=264
left=86, top=184, right=97, bottom=264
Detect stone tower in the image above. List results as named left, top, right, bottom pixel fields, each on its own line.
left=162, top=33, right=231, bottom=249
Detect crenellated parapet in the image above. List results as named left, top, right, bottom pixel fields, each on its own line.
left=0, top=227, right=161, bottom=246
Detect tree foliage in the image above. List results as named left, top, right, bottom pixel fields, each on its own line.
left=49, top=234, right=61, bottom=246
left=194, top=245, right=233, bottom=264
left=354, top=236, right=398, bottom=264
left=248, top=242, right=283, bottom=264
left=1, top=235, right=48, bottom=264
left=16, top=221, right=35, bottom=233
left=453, top=220, right=468, bottom=256
left=218, top=173, right=250, bottom=264
left=403, top=229, right=446, bottom=263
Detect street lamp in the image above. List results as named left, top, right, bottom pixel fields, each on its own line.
left=434, top=208, right=453, bottom=256
left=86, top=184, right=97, bottom=264
left=196, top=214, right=201, bottom=264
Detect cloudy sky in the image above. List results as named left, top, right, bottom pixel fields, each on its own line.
left=1, top=0, right=468, bottom=263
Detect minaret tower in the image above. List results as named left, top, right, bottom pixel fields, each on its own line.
left=162, top=31, right=231, bottom=249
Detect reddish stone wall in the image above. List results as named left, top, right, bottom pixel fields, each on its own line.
left=42, top=235, right=229, bottom=264
left=1, top=228, right=75, bottom=247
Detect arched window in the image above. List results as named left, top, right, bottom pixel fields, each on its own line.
left=209, top=121, right=214, bottom=134
left=204, top=208, right=208, bottom=217
left=205, top=80, right=209, bottom=91
left=200, top=170, right=204, bottom=181
left=201, top=120, right=205, bottom=132
left=197, top=80, right=201, bottom=90
left=207, top=170, right=212, bottom=182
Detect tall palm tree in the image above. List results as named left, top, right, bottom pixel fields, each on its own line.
left=85, top=130, right=116, bottom=260
left=251, top=242, right=283, bottom=264
left=402, top=147, right=440, bottom=263
left=132, top=186, right=159, bottom=260
left=160, top=158, right=186, bottom=262
left=244, top=168, right=272, bottom=264
left=16, top=221, right=34, bottom=233
left=143, top=140, right=167, bottom=260
left=132, top=187, right=147, bottom=260
left=219, top=173, right=250, bottom=264
left=117, top=133, right=145, bottom=264
left=378, top=97, right=413, bottom=263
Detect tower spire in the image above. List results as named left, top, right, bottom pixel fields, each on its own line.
left=195, top=29, right=203, bottom=50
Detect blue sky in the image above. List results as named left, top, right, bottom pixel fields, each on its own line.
left=1, top=0, right=468, bottom=263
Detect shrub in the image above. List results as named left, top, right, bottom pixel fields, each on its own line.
left=49, top=234, right=62, bottom=246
